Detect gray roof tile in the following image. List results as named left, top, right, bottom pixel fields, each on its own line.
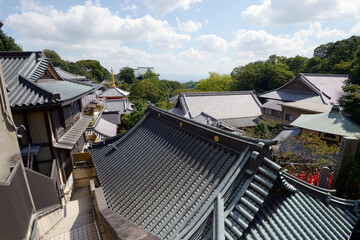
left=239, top=172, right=360, bottom=240
left=0, top=51, right=93, bottom=107
left=259, top=73, right=347, bottom=105
left=90, top=105, right=359, bottom=240
left=90, top=105, right=270, bottom=239
left=54, top=115, right=92, bottom=149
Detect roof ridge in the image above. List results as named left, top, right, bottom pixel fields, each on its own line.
left=19, top=75, right=57, bottom=100
left=148, top=105, right=276, bottom=149
left=280, top=171, right=360, bottom=208
left=302, top=73, right=349, bottom=78
left=90, top=105, right=277, bottom=152
left=224, top=154, right=281, bottom=238
left=183, top=91, right=255, bottom=97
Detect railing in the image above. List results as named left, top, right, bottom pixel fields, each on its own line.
left=29, top=159, right=63, bottom=240
left=0, top=161, right=33, bottom=240
left=89, top=182, right=103, bottom=240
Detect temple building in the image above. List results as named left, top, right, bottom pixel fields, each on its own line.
left=89, top=105, right=360, bottom=240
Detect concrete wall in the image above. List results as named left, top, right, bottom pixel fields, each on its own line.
left=281, top=106, right=322, bottom=124
left=0, top=62, right=21, bottom=181
left=26, top=168, right=60, bottom=211
left=281, top=106, right=306, bottom=124
left=0, top=162, right=34, bottom=240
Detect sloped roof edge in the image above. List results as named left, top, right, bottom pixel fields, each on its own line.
left=91, top=104, right=277, bottom=150
left=280, top=172, right=360, bottom=209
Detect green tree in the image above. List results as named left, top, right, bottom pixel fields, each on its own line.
left=267, top=63, right=295, bottom=89
left=76, top=60, right=110, bottom=83
left=242, top=119, right=282, bottom=140
left=119, top=66, right=136, bottom=84
left=231, top=61, right=267, bottom=91
left=285, top=55, right=308, bottom=74
left=120, top=100, right=145, bottom=132
left=0, top=29, right=22, bottom=51
left=195, top=72, right=232, bottom=91
left=141, top=69, right=158, bottom=80
left=130, top=79, right=160, bottom=102
left=349, top=48, right=360, bottom=84
left=341, top=84, right=360, bottom=120
left=304, top=56, right=322, bottom=73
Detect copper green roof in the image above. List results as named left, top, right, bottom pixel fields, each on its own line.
left=291, top=106, right=360, bottom=137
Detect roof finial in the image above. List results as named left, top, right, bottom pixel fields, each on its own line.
left=111, top=67, right=116, bottom=88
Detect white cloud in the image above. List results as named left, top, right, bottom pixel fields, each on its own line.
left=242, top=0, right=360, bottom=26
left=121, top=4, right=137, bottom=14
left=18, top=0, right=54, bottom=13
left=294, top=22, right=347, bottom=40
left=176, top=17, right=201, bottom=32
left=196, top=34, right=228, bottom=53
left=6, top=1, right=191, bottom=50
left=177, top=48, right=209, bottom=60
left=229, top=23, right=348, bottom=60
left=142, top=0, right=201, bottom=15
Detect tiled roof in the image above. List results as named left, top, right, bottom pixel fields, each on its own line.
left=54, top=67, right=87, bottom=81
left=259, top=90, right=325, bottom=103
left=225, top=157, right=281, bottom=239
left=280, top=100, right=333, bottom=113
left=291, top=106, right=360, bottom=137
left=37, top=79, right=95, bottom=102
left=101, top=112, right=121, bottom=125
left=0, top=51, right=93, bottom=108
left=90, top=105, right=272, bottom=239
left=259, top=73, right=347, bottom=104
left=239, top=172, right=360, bottom=240
left=302, top=73, right=347, bottom=104
left=90, top=105, right=359, bottom=239
left=104, top=99, right=133, bottom=114
left=173, top=91, right=262, bottom=128
left=94, top=117, right=118, bottom=137
left=81, top=93, right=99, bottom=107
left=100, top=87, right=129, bottom=98
left=54, top=115, right=92, bottom=149
left=262, top=99, right=284, bottom=111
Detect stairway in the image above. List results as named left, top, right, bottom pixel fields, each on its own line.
left=42, top=188, right=98, bottom=240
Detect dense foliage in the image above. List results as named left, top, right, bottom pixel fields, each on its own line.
left=43, top=49, right=110, bottom=83
left=0, top=29, right=22, bottom=51
left=195, top=72, right=232, bottom=91
left=129, top=69, right=186, bottom=110
left=242, top=119, right=283, bottom=140
left=117, top=66, right=136, bottom=84
left=120, top=100, right=145, bottom=132
left=230, top=36, right=360, bottom=94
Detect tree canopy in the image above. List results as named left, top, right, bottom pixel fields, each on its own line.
left=195, top=72, right=232, bottom=91
left=43, top=49, right=110, bottom=83
left=118, top=66, right=136, bottom=84
left=0, top=29, right=22, bottom=51
left=129, top=69, right=185, bottom=110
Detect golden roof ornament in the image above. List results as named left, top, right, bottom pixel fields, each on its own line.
left=111, top=67, right=115, bottom=88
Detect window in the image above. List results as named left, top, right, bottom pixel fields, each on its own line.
left=285, top=113, right=293, bottom=121
left=63, top=105, right=73, bottom=127
left=264, top=108, right=272, bottom=114
left=271, top=110, right=281, bottom=117
left=51, top=109, right=63, bottom=131
left=324, top=133, right=336, bottom=139
left=62, top=101, right=81, bottom=127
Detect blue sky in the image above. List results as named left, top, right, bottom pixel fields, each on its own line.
left=1, top=0, right=359, bottom=82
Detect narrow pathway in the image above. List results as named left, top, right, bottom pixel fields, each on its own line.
left=43, top=187, right=98, bottom=240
